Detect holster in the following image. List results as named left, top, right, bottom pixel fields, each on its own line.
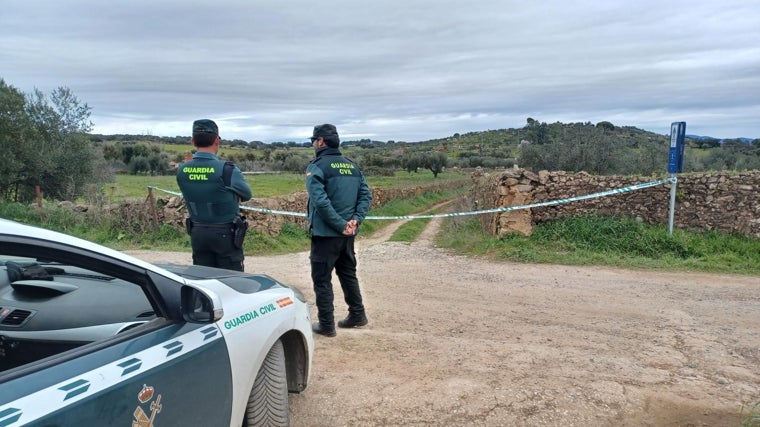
left=232, top=215, right=249, bottom=249
left=185, top=218, right=194, bottom=235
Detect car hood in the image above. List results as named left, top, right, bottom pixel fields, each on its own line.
left=156, top=263, right=296, bottom=296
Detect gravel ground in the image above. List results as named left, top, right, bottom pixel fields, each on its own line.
left=128, top=216, right=760, bottom=427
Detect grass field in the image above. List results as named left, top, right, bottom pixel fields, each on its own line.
left=110, top=170, right=469, bottom=200
left=112, top=173, right=306, bottom=199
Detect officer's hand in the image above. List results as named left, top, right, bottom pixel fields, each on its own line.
left=342, top=220, right=357, bottom=235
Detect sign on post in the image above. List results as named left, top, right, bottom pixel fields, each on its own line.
left=667, top=121, right=686, bottom=235
left=668, top=122, right=686, bottom=173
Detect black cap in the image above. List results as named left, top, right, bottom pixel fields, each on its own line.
left=310, top=124, right=340, bottom=147
left=193, top=119, right=218, bottom=135
left=311, top=124, right=339, bottom=138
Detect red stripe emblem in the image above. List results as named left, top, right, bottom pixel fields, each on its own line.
left=276, top=297, right=293, bottom=308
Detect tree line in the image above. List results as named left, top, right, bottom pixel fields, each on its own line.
left=2, top=79, right=758, bottom=204
left=93, top=120, right=760, bottom=179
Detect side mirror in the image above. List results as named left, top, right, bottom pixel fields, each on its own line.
left=181, top=286, right=224, bottom=323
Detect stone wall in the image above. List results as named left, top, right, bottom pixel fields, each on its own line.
left=469, top=169, right=760, bottom=238
left=159, top=179, right=469, bottom=235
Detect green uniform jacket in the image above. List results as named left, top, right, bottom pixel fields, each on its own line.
left=305, top=147, right=372, bottom=237
left=176, top=152, right=252, bottom=223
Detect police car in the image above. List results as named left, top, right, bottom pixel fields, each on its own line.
left=0, top=218, right=313, bottom=426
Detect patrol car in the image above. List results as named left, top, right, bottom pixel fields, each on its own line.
left=0, top=218, right=313, bottom=426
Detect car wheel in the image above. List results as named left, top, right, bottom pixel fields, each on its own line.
left=244, top=339, right=289, bottom=427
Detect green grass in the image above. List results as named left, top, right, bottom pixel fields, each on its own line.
left=244, top=222, right=311, bottom=255
left=358, top=187, right=468, bottom=236
left=387, top=206, right=448, bottom=242
left=112, top=173, right=306, bottom=200
left=741, top=400, right=760, bottom=427
left=110, top=170, right=469, bottom=200
left=389, top=217, right=432, bottom=242
left=436, top=214, right=760, bottom=275
left=0, top=201, right=192, bottom=251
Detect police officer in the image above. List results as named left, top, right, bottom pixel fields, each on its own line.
left=306, top=124, right=372, bottom=337
left=176, top=119, right=252, bottom=271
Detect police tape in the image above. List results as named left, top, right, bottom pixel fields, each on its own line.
left=149, top=187, right=309, bottom=217
left=149, top=177, right=674, bottom=220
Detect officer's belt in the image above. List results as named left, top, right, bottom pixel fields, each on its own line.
left=192, top=221, right=234, bottom=229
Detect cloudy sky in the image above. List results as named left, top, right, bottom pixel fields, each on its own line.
left=2, top=0, right=759, bottom=142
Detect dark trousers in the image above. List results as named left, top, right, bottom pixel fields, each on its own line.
left=310, top=235, right=365, bottom=326
left=190, top=224, right=244, bottom=272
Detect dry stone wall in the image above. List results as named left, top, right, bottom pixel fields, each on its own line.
left=470, top=169, right=760, bottom=238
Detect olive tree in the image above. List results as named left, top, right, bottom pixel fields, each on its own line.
left=0, top=80, right=34, bottom=201
left=421, top=152, right=449, bottom=178
left=0, top=80, right=102, bottom=202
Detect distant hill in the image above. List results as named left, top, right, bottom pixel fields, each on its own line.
left=89, top=123, right=757, bottom=149
left=687, top=134, right=753, bottom=144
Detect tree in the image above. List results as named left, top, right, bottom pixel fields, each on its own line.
left=147, top=152, right=169, bottom=175
left=0, top=82, right=100, bottom=201
left=596, top=121, right=615, bottom=132
left=102, top=142, right=123, bottom=161
left=422, top=152, right=449, bottom=178
left=282, top=155, right=309, bottom=173
left=0, top=80, right=34, bottom=201
left=127, top=156, right=151, bottom=174
left=401, top=153, right=422, bottom=173
left=524, top=118, right=550, bottom=144
left=122, top=143, right=152, bottom=164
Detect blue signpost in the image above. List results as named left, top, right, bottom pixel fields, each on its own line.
left=668, top=122, right=686, bottom=235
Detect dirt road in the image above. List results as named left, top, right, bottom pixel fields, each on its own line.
left=129, top=217, right=760, bottom=426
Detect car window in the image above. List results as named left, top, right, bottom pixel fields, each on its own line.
left=0, top=250, right=160, bottom=373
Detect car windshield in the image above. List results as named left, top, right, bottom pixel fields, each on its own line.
left=0, top=252, right=157, bottom=372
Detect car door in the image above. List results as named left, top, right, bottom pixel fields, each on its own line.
left=0, top=236, right=233, bottom=427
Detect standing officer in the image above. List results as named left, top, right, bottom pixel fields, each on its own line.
left=306, top=124, right=372, bottom=337
left=176, top=119, right=252, bottom=271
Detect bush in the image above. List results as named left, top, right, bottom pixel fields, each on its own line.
left=362, top=166, right=396, bottom=176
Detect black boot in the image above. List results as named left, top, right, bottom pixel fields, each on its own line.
left=337, top=314, right=368, bottom=328
left=312, top=322, right=336, bottom=337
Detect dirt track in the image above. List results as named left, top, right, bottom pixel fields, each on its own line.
left=129, top=217, right=760, bottom=426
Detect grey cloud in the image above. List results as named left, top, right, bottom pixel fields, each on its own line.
left=1, top=0, right=758, bottom=141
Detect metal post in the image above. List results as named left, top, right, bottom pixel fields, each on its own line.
left=668, top=175, right=677, bottom=235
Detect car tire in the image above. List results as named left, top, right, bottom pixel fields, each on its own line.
left=244, top=339, right=290, bottom=427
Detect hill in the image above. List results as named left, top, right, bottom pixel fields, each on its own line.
left=87, top=119, right=759, bottom=176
